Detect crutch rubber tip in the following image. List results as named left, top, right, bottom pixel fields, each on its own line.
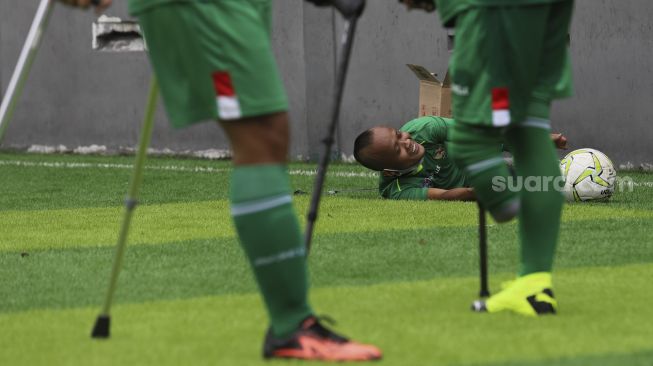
left=91, top=314, right=111, bottom=338
left=471, top=300, right=487, bottom=312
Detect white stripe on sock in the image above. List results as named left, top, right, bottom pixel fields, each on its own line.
left=522, top=117, right=551, bottom=130
left=231, top=194, right=292, bottom=217
left=254, top=246, right=306, bottom=267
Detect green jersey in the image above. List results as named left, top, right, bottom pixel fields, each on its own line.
left=379, top=116, right=468, bottom=200
left=435, top=0, right=568, bottom=25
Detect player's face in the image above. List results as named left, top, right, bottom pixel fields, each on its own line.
left=368, top=126, right=425, bottom=170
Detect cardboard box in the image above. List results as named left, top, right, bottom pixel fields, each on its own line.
left=406, top=64, right=452, bottom=118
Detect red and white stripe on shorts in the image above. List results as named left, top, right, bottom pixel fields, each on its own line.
left=491, top=87, right=510, bottom=127
left=212, top=71, right=242, bottom=120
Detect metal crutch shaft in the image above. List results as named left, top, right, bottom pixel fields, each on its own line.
left=91, top=78, right=158, bottom=338
left=0, top=0, right=54, bottom=143
left=478, top=203, right=490, bottom=298
left=304, top=15, right=360, bottom=254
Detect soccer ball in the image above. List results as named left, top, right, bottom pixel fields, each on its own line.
left=559, top=148, right=617, bottom=202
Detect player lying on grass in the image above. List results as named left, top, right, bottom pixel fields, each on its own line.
left=354, top=115, right=568, bottom=201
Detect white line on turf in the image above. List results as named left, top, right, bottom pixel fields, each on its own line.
left=2, top=159, right=651, bottom=183
left=0, top=159, right=377, bottom=178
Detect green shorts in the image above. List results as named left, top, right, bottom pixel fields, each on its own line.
left=136, top=0, right=288, bottom=128
left=449, top=0, right=574, bottom=127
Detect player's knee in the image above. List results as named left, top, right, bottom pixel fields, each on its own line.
left=260, top=129, right=288, bottom=155
left=221, top=112, right=290, bottom=164
left=490, top=199, right=520, bottom=223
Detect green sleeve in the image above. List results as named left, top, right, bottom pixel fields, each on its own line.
left=379, top=179, right=429, bottom=201
left=401, top=116, right=452, bottom=145
left=426, top=116, right=451, bottom=143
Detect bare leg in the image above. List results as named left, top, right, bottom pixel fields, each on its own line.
left=219, top=111, right=289, bottom=165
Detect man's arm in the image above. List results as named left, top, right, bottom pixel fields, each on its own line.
left=57, top=0, right=112, bottom=12
left=305, top=0, right=365, bottom=18
left=427, top=187, right=475, bottom=201
left=551, top=133, right=567, bottom=149
left=398, top=0, right=436, bottom=12
left=382, top=182, right=475, bottom=201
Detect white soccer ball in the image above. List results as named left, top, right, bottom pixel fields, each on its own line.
left=559, top=148, right=617, bottom=202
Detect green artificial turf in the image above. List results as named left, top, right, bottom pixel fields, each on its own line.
left=1, top=153, right=652, bottom=366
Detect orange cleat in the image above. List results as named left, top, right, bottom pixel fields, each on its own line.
left=263, top=316, right=382, bottom=361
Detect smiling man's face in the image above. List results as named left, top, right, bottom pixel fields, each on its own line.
left=360, top=126, right=426, bottom=171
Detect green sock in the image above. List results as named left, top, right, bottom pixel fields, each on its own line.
left=448, top=122, right=519, bottom=222
left=230, top=164, right=312, bottom=338
left=506, top=121, right=564, bottom=275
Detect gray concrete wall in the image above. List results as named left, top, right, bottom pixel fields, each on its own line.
left=559, top=0, right=653, bottom=166
left=0, top=1, right=321, bottom=158
left=1, top=0, right=652, bottom=165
